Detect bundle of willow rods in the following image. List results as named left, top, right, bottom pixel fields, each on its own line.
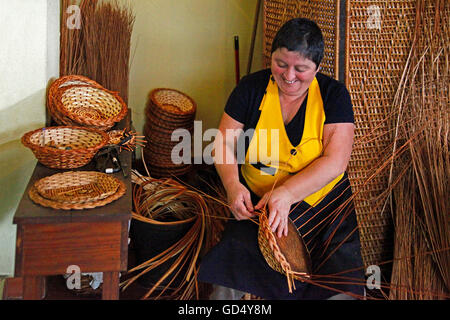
left=121, top=169, right=230, bottom=300
left=60, top=0, right=135, bottom=103
left=387, top=0, right=449, bottom=300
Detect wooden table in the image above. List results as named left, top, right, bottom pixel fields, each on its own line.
left=13, top=124, right=132, bottom=300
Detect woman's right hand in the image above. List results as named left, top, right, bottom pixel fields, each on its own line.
left=225, top=181, right=255, bottom=220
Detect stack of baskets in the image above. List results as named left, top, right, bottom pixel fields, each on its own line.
left=143, top=88, right=196, bottom=177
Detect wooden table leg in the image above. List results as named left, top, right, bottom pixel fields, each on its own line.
left=23, top=276, right=45, bottom=300
left=102, top=271, right=120, bottom=300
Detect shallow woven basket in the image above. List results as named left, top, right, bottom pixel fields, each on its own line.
left=21, top=126, right=109, bottom=169
left=29, top=172, right=125, bottom=210
left=149, top=88, right=197, bottom=116
left=48, top=75, right=128, bottom=131
left=258, top=212, right=312, bottom=293
left=34, top=171, right=121, bottom=204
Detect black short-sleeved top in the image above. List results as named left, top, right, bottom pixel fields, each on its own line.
left=224, top=68, right=354, bottom=147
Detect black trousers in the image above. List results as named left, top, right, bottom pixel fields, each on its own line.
left=197, top=173, right=366, bottom=300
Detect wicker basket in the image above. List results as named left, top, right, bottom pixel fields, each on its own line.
left=48, top=75, right=128, bottom=131
left=257, top=212, right=312, bottom=293
left=29, top=171, right=125, bottom=210
left=34, top=171, right=121, bottom=204
left=143, top=88, right=196, bottom=177
left=21, top=126, right=109, bottom=169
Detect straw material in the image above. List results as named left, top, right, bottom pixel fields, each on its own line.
left=29, top=171, right=125, bottom=210
left=143, top=88, right=197, bottom=177
left=345, top=0, right=417, bottom=268
left=263, top=0, right=340, bottom=78
left=34, top=171, right=120, bottom=204
left=21, top=126, right=108, bottom=169
left=47, top=75, right=128, bottom=131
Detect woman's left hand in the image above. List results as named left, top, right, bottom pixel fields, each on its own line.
left=255, top=185, right=295, bottom=238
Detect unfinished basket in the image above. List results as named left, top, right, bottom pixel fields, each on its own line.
left=48, top=75, right=128, bottom=131
left=21, top=126, right=109, bottom=169
left=34, top=171, right=121, bottom=204
left=257, top=212, right=312, bottom=293
left=29, top=172, right=125, bottom=210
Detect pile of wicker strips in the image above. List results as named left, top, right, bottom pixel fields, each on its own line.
left=122, top=170, right=230, bottom=300
left=21, top=126, right=109, bottom=169
left=28, top=171, right=125, bottom=210
left=143, top=88, right=196, bottom=177
left=47, top=75, right=128, bottom=131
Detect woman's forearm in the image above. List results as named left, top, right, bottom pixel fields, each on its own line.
left=281, top=154, right=347, bottom=203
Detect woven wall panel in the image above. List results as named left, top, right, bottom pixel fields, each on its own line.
left=263, top=0, right=340, bottom=79
left=345, top=0, right=417, bottom=267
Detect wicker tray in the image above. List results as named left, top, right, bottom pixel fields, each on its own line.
left=21, top=126, right=109, bottom=169
left=29, top=172, right=125, bottom=210
left=34, top=171, right=121, bottom=204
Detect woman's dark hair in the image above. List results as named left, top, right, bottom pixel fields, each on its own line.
left=271, top=18, right=324, bottom=69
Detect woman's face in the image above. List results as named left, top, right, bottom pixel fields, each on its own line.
left=271, top=47, right=319, bottom=98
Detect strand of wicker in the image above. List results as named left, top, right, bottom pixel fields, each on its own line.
left=143, top=88, right=196, bottom=177
left=47, top=75, right=128, bottom=131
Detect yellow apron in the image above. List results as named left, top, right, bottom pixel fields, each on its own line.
left=241, top=76, right=344, bottom=206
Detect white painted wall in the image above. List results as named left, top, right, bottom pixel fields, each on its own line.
left=0, top=0, right=60, bottom=276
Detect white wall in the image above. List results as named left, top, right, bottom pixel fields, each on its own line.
left=0, top=0, right=60, bottom=276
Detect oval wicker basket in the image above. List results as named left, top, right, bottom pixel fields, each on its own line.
left=258, top=212, right=312, bottom=293
left=48, top=75, right=128, bottom=131
left=21, top=126, right=109, bottom=169
left=29, top=171, right=125, bottom=210
left=34, top=171, right=121, bottom=204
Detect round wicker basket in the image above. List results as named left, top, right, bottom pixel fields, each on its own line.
left=21, top=126, right=109, bottom=169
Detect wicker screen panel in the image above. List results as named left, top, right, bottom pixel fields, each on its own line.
left=263, top=0, right=340, bottom=79
left=345, top=0, right=417, bottom=267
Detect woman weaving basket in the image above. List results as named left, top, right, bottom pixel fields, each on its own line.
left=198, top=18, right=365, bottom=300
